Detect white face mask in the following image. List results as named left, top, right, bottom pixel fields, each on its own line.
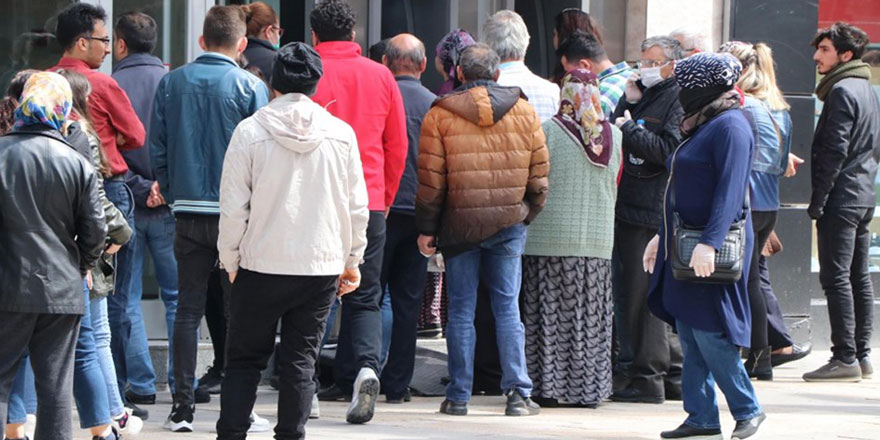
left=640, top=62, right=669, bottom=88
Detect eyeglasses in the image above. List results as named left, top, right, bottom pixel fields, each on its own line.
left=83, top=36, right=111, bottom=46
left=637, top=59, right=670, bottom=69
left=271, top=25, right=285, bottom=37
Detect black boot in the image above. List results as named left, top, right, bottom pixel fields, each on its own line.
left=744, top=346, right=773, bottom=381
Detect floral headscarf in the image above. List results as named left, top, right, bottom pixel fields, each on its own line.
left=552, top=69, right=612, bottom=167
left=13, top=71, right=72, bottom=132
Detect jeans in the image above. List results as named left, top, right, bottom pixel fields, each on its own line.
left=614, top=220, right=682, bottom=395
left=379, top=289, right=393, bottom=368
left=444, top=223, right=532, bottom=403
left=6, top=358, right=30, bottom=424
left=172, top=214, right=229, bottom=405
left=73, top=283, right=112, bottom=429
left=128, top=209, right=179, bottom=394
left=91, top=296, right=125, bottom=418
left=217, top=270, right=336, bottom=440
left=379, top=212, right=428, bottom=397
left=0, top=313, right=80, bottom=440
left=747, top=211, right=777, bottom=351
left=817, top=206, right=876, bottom=364
left=676, top=320, right=762, bottom=429
left=333, top=212, right=386, bottom=392
left=103, top=179, right=139, bottom=399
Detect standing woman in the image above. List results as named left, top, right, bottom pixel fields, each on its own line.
left=522, top=69, right=622, bottom=408
left=241, top=2, right=281, bottom=82
left=551, top=8, right=603, bottom=83
left=643, top=53, right=766, bottom=440
left=433, top=29, right=475, bottom=96
left=720, top=41, right=792, bottom=380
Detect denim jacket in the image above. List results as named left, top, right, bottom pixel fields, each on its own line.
left=743, top=96, right=791, bottom=176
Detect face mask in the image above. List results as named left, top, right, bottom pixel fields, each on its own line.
left=273, top=43, right=281, bottom=50
left=640, top=63, right=668, bottom=88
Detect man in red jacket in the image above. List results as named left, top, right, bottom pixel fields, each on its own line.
left=309, top=0, right=407, bottom=425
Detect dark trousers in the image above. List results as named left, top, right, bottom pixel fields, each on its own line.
left=217, top=270, right=336, bottom=440
left=205, top=268, right=228, bottom=372
left=172, top=214, right=230, bottom=405
left=817, top=206, right=875, bottom=364
left=0, top=313, right=80, bottom=440
left=473, top=284, right=503, bottom=393
left=333, top=212, right=386, bottom=391
left=747, top=211, right=776, bottom=351
left=379, top=211, right=428, bottom=398
left=759, top=256, right=795, bottom=349
left=614, top=220, right=682, bottom=396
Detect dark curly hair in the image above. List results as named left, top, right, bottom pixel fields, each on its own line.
left=310, top=0, right=356, bottom=43
left=0, top=69, right=39, bottom=135
left=812, top=22, right=870, bottom=59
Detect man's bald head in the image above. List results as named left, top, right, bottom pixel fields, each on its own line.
left=383, top=33, right=427, bottom=77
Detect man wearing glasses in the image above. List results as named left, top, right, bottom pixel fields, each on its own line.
left=50, top=2, right=147, bottom=418
left=609, top=35, right=686, bottom=405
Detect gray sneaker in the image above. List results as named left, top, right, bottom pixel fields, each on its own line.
left=802, top=359, right=861, bottom=382
left=860, top=356, right=873, bottom=379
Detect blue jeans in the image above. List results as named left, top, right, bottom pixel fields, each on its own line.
left=103, top=179, right=140, bottom=398
left=128, top=210, right=179, bottom=394
left=91, top=297, right=125, bottom=417
left=74, top=282, right=112, bottom=429
left=6, top=357, right=32, bottom=424
left=444, top=223, right=532, bottom=403
left=379, top=288, right=393, bottom=369
left=676, top=320, right=763, bottom=429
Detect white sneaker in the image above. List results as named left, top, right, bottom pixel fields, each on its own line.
left=248, top=411, right=271, bottom=433
left=310, top=393, right=320, bottom=419
left=26, top=414, right=36, bottom=439
left=113, top=408, right=144, bottom=435
left=346, top=367, right=379, bottom=424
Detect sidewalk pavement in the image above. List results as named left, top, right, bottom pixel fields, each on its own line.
left=76, top=350, right=878, bottom=440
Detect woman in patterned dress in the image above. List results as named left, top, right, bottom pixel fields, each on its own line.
left=522, top=69, right=622, bottom=407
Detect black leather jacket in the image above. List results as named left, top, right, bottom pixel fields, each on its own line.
left=613, top=77, right=684, bottom=228
left=809, top=77, right=880, bottom=219
left=0, top=126, right=106, bottom=314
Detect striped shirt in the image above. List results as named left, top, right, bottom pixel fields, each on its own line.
left=598, top=62, right=634, bottom=119
left=497, top=61, right=560, bottom=122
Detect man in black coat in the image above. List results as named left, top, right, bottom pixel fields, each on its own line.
left=804, top=22, right=880, bottom=383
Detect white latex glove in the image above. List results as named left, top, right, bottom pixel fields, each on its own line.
left=689, top=243, right=716, bottom=278
left=643, top=234, right=659, bottom=273
left=615, top=109, right=633, bottom=129
left=624, top=73, right=643, bottom=104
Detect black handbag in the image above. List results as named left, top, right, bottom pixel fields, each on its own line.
left=665, top=141, right=749, bottom=284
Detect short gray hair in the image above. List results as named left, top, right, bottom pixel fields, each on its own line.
left=669, top=28, right=709, bottom=53
left=482, top=10, right=529, bottom=61
left=385, top=38, right=426, bottom=75
left=641, top=35, right=684, bottom=61
left=458, top=43, right=500, bottom=82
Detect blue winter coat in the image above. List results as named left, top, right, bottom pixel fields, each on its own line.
left=647, top=109, right=755, bottom=348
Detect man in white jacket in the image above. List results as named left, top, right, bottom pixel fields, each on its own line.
left=216, top=42, right=370, bottom=440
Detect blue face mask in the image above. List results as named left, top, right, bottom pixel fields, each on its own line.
left=273, top=43, right=281, bottom=50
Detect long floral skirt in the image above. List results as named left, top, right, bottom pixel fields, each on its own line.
left=522, top=255, right=613, bottom=406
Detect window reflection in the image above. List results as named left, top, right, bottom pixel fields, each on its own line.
left=0, top=1, right=70, bottom=93
left=113, top=0, right=187, bottom=70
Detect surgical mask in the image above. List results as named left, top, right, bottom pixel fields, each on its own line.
left=640, top=63, right=668, bottom=88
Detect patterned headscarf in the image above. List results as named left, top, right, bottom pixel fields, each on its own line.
left=435, top=29, right=476, bottom=79
left=13, top=71, right=72, bottom=132
left=674, top=52, right=742, bottom=90
left=552, top=69, right=612, bottom=167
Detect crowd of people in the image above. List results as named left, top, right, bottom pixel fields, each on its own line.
left=0, top=1, right=878, bottom=440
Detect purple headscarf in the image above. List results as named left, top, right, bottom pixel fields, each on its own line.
left=435, top=29, right=476, bottom=95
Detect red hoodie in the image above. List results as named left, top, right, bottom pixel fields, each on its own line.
left=312, top=41, right=408, bottom=211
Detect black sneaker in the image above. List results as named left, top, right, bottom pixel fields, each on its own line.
left=125, top=390, right=156, bottom=405
left=802, top=358, right=861, bottom=382
left=385, top=388, right=412, bottom=404
left=439, top=399, right=467, bottom=416
left=197, top=366, right=223, bottom=394
left=194, top=386, right=211, bottom=404
left=317, top=384, right=348, bottom=401
left=505, top=389, right=540, bottom=416
left=731, top=413, right=766, bottom=440
left=660, top=423, right=722, bottom=439
left=91, top=425, right=121, bottom=440
left=124, top=402, right=149, bottom=421
left=163, top=403, right=194, bottom=432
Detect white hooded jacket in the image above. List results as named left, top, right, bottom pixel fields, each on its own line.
left=218, top=93, right=369, bottom=276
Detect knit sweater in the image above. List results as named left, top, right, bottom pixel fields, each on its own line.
left=524, top=121, right=622, bottom=259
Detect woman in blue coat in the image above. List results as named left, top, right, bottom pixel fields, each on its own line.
left=642, top=53, right=765, bottom=440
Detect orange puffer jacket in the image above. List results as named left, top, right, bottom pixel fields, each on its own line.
left=416, top=80, right=550, bottom=254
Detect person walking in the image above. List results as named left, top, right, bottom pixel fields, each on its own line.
left=522, top=69, right=622, bottom=408
left=416, top=43, right=549, bottom=417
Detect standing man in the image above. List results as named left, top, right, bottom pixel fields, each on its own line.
left=483, top=10, right=559, bottom=122
left=49, top=7, right=146, bottom=417
left=556, top=32, right=633, bottom=118
left=379, top=33, right=437, bottom=404
left=609, top=36, right=685, bottom=404
left=803, top=22, right=880, bottom=382
left=309, top=0, right=408, bottom=425
left=417, top=43, right=549, bottom=417
left=111, top=11, right=177, bottom=407
left=150, top=5, right=269, bottom=432
left=216, top=41, right=370, bottom=440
